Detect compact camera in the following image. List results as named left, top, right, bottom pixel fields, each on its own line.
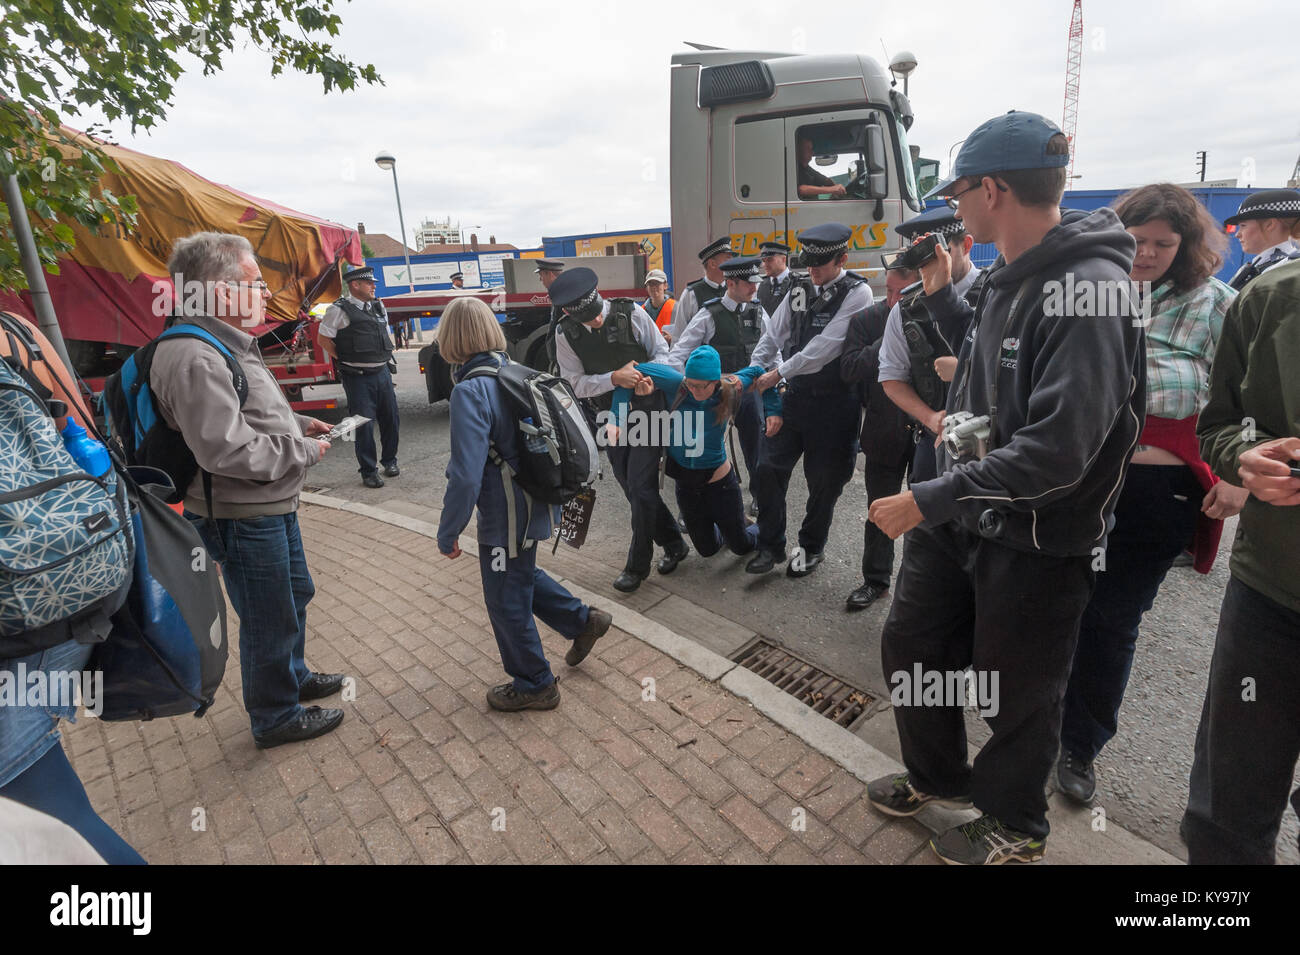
left=885, top=233, right=941, bottom=272
left=942, top=411, right=992, bottom=460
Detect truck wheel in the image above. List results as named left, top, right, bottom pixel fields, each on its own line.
left=525, top=339, right=548, bottom=373
left=283, top=385, right=303, bottom=401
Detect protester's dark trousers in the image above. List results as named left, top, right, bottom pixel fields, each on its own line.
left=339, top=364, right=400, bottom=476
left=674, top=466, right=757, bottom=557
left=1061, top=465, right=1201, bottom=762
left=754, top=388, right=859, bottom=555
left=861, top=445, right=911, bottom=587
left=187, top=512, right=313, bottom=736
left=881, top=521, right=1094, bottom=840
left=478, top=540, right=589, bottom=694
left=1182, top=576, right=1300, bottom=864
left=606, top=442, right=684, bottom=578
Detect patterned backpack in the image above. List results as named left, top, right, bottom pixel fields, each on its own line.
left=0, top=326, right=133, bottom=656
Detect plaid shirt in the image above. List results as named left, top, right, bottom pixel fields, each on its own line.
left=1140, top=276, right=1236, bottom=422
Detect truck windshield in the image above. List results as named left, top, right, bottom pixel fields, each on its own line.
left=895, top=116, right=922, bottom=212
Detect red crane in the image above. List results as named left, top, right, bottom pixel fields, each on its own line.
left=1062, top=0, right=1083, bottom=179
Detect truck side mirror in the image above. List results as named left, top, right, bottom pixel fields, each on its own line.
left=864, top=120, right=888, bottom=198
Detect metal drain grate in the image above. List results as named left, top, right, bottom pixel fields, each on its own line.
left=301, top=485, right=325, bottom=494
left=732, top=640, right=874, bottom=728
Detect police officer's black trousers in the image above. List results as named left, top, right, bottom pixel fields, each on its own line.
left=733, top=388, right=763, bottom=493
left=754, top=388, right=859, bottom=556
left=881, top=521, right=1094, bottom=840
left=909, top=428, right=940, bottom=484
left=606, top=443, right=684, bottom=578
left=861, top=446, right=911, bottom=588
left=340, top=365, right=399, bottom=475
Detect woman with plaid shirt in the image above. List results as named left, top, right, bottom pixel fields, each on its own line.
left=1057, top=183, right=1249, bottom=804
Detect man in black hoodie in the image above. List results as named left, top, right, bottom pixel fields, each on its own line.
left=863, top=112, right=1145, bottom=865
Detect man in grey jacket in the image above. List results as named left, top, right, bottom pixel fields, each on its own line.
left=863, top=113, right=1145, bottom=864
left=151, top=232, right=347, bottom=749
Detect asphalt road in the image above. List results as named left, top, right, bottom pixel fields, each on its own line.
left=299, top=346, right=1299, bottom=863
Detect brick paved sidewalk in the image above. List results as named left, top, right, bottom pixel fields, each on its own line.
left=60, top=502, right=936, bottom=864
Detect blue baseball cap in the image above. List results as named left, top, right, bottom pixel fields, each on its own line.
left=925, top=110, right=1069, bottom=199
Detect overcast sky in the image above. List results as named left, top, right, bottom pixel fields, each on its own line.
left=93, top=0, right=1298, bottom=250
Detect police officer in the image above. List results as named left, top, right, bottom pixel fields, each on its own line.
left=757, top=240, right=795, bottom=317
left=839, top=264, right=920, bottom=611
left=747, top=223, right=872, bottom=577
left=535, top=258, right=566, bottom=371
left=319, top=265, right=399, bottom=489
left=450, top=271, right=466, bottom=289
left=551, top=267, right=688, bottom=593
left=668, top=255, right=769, bottom=508
left=670, top=236, right=732, bottom=341
left=876, top=206, right=982, bottom=483
left=1224, top=188, right=1300, bottom=290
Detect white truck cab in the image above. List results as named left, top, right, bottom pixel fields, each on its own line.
left=670, top=48, right=922, bottom=295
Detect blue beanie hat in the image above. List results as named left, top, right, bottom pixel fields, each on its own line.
left=684, top=345, right=721, bottom=381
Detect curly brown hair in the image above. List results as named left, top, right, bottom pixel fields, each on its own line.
left=1112, top=183, right=1227, bottom=293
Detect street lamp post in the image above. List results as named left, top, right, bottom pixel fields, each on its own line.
left=374, top=150, right=422, bottom=342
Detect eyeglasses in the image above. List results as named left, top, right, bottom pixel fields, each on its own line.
left=945, top=177, right=1008, bottom=210
left=228, top=279, right=270, bottom=293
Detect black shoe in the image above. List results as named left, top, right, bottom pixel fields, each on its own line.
left=254, top=706, right=344, bottom=750
left=1171, top=550, right=1194, bottom=568
left=613, top=571, right=645, bottom=593
left=786, top=550, right=825, bottom=578
left=866, top=772, right=973, bottom=818
left=566, top=608, right=613, bottom=666
left=362, top=472, right=385, bottom=489
left=845, top=583, right=887, bottom=611
left=486, top=681, right=560, bottom=712
left=745, top=548, right=785, bottom=574
left=747, top=497, right=759, bottom=518
left=657, top=541, right=689, bottom=575
left=299, top=672, right=346, bottom=701
left=383, top=462, right=400, bottom=477
left=1056, top=751, right=1096, bottom=804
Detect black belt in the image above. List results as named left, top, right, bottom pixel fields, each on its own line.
left=338, top=363, right=388, bottom=376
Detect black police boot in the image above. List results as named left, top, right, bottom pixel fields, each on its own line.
left=253, top=706, right=344, bottom=749
left=613, top=571, right=645, bottom=593
left=1056, top=751, right=1096, bottom=804
left=363, top=472, right=385, bottom=489
left=845, top=583, right=887, bottom=612
left=745, top=548, right=785, bottom=574
left=786, top=551, right=825, bottom=578
left=299, top=672, right=346, bottom=701
left=383, top=462, right=400, bottom=477
left=657, top=540, right=689, bottom=575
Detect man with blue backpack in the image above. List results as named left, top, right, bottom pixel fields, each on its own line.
left=132, top=232, right=346, bottom=749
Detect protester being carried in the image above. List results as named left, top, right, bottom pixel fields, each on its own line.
left=608, top=344, right=780, bottom=559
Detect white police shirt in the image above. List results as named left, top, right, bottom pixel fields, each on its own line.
left=749, top=268, right=873, bottom=380
left=554, top=299, right=668, bottom=399
left=666, top=294, right=773, bottom=371
left=669, top=277, right=725, bottom=341
left=878, top=266, right=980, bottom=383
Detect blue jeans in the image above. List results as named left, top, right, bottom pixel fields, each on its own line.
left=185, top=511, right=312, bottom=736
left=0, top=639, right=94, bottom=788
left=478, top=541, right=588, bottom=693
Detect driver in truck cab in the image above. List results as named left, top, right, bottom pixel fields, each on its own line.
left=797, top=135, right=847, bottom=200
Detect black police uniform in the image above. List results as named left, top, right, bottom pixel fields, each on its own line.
left=748, top=224, right=871, bottom=574
left=551, top=268, right=686, bottom=587
left=840, top=298, right=913, bottom=599
left=328, top=280, right=399, bottom=479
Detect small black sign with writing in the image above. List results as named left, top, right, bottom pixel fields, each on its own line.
left=555, top=486, right=596, bottom=550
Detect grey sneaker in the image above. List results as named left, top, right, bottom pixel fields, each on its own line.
left=866, top=772, right=973, bottom=817
left=930, top=814, right=1046, bottom=865
left=566, top=608, right=612, bottom=666
left=486, top=681, right=560, bottom=712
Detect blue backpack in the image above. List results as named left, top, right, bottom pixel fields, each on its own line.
left=0, top=320, right=133, bottom=655
left=102, top=323, right=248, bottom=508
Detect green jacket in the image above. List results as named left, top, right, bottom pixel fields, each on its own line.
left=1198, top=261, right=1300, bottom=613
